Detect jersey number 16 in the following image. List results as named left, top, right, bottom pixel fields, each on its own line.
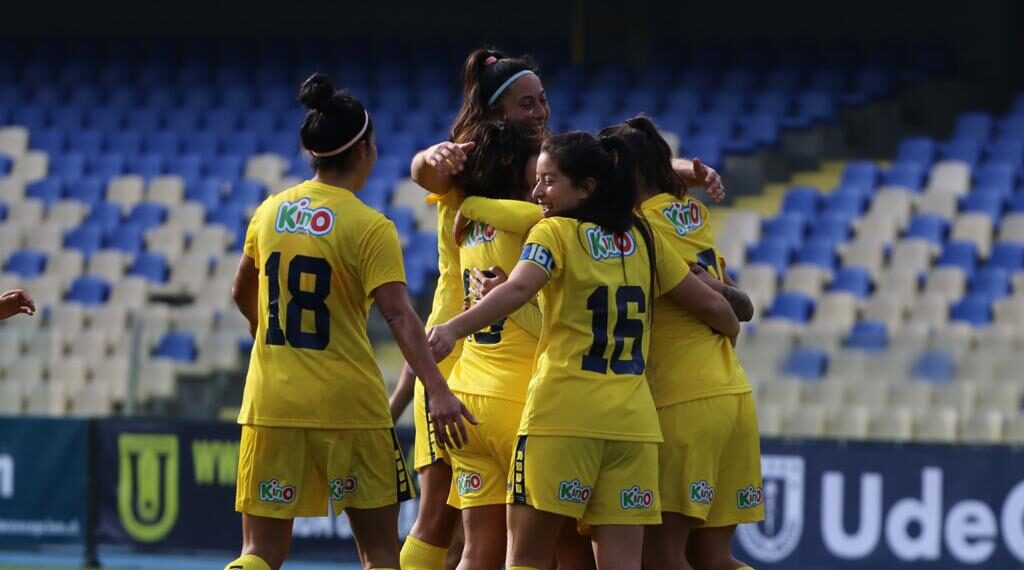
left=582, top=285, right=646, bottom=375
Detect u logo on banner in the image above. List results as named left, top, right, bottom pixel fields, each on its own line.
left=117, top=434, right=180, bottom=543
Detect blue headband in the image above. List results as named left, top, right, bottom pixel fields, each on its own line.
left=487, top=70, right=535, bottom=106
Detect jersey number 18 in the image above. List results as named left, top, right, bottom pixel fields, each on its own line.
left=264, top=252, right=331, bottom=350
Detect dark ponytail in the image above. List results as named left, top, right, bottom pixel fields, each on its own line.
left=599, top=115, right=686, bottom=198
left=455, top=120, right=542, bottom=200
left=297, top=72, right=374, bottom=172
left=541, top=131, right=638, bottom=233
left=450, top=48, right=540, bottom=144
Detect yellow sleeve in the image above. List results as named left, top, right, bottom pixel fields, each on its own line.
left=508, top=298, right=543, bottom=338
left=359, top=217, right=407, bottom=296
left=461, top=197, right=543, bottom=235
left=520, top=219, right=561, bottom=278
left=243, top=201, right=264, bottom=265
left=653, top=231, right=689, bottom=296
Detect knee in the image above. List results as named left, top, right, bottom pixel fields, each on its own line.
left=242, top=544, right=287, bottom=570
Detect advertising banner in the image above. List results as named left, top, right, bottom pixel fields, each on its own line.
left=734, top=440, right=1024, bottom=568
left=0, top=417, right=87, bottom=546
left=93, top=420, right=418, bottom=559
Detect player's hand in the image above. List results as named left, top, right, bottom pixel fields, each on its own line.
left=0, top=289, right=35, bottom=320
left=427, top=388, right=477, bottom=449
left=693, top=158, right=726, bottom=203
left=469, top=266, right=508, bottom=302
left=426, top=141, right=476, bottom=176
left=427, top=325, right=457, bottom=362
left=689, top=264, right=722, bottom=292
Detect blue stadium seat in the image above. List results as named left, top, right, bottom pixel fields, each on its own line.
left=797, top=91, right=837, bottom=123
left=186, top=178, right=225, bottom=210
left=65, top=177, right=106, bottom=207
left=222, top=87, right=254, bottom=109
left=975, top=162, right=1017, bottom=188
left=748, top=239, right=793, bottom=275
left=63, top=225, right=103, bottom=258
left=185, top=132, right=220, bottom=156
left=207, top=155, right=244, bottom=181
left=953, top=112, right=993, bottom=140
left=988, top=139, right=1024, bottom=165
left=692, top=113, right=734, bottom=138
left=242, top=110, right=277, bottom=136
left=781, top=187, right=821, bottom=218
left=127, top=202, right=168, bottom=231
left=897, top=137, right=937, bottom=166
left=960, top=192, right=1004, bottom=222
left=11, top=105, right=47, bottom=130
left=153, top=331, right=198, bottom=362
left=841, top=161, right=879, bottom=188
left=910, top=350, right=955, bottom=384
left=745, top=113, right=781, bottom=146
left=31, top=129, right=66, bottom=155
left=50, top=108, right=85, bottom=131
left=89, top=154, right=125, bottom=180
left=905, top=214, right=949, bottom=244
left=203, top=109, right=238, bottom=131
left=4, top=250, right=46, bottom=279
left=223, top=130, right=258, bottom=156
left=679, top=68, right=714, bottom=91
left=823, top=192, right=866, bottom=220
left=128, top=153, right=165, bottom=180
left=66, top=129, right=104, bottom=156
left=796, top=241, right=837, bottom=269
left=942, top=138, right=983, bottom=169
left=166, top=108, right=201, bottom=133
left=830, top=267, right=873, bottom=298
left=762, top=213, right=807, bottom=248
left=88, top=107, right=124, bottom=131
left=108, top=86, right=139, bottom=108
left=844, top=320, right=889, bottom=351
left=706, top=90, right=745, bottom=115
left=226, top=180, right=265, bottom=208
left=129, top=252, right=169, bottom=283
left=809, top=214, right=851, bottom=245
left=168, top=155, right=203, bottom=183
left=682, top=134, right=722, bottom=167
left=949, top=295, right=992, bottom=327
left=1011, top=193, right=1024, bottom=214
left=107, top=131, right=143, bottom=156
left=26, top=178, right=62, bottom=207
left=0, top=154, right=10, bottom=176
left=768, top=292, right=815, bottom=323
left=782, top=347, right=829, bottom=381
left=65, top=275, right=111, bottom=306
left=85, top=203, right=123, bottom=236
left=261, top=132, right=298, bottom=157
left=989, top=243, right=1024, bottom=272
left=146, top=131, right=181, bottom=156
left=752, top=90, right=790, bottom=115
left=665, top=89, right=700, bottom=115
left=883, top=161, right=926, bottom=191
left=936, top=241, right=979, bottom=272
left=1000, top=114, right=1024, bottom=139
left=126, top=109, right=162, bottom=133
left=182, top=86, right=215, bottom=109
left=971, top=267, right=1011, bottom=300
left=105, top=224, right=145, bottom=257
left=386, top=206, right=416, bottom=242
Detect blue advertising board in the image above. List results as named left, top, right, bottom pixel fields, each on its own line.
left=93, top=419, right=419, bottom=559
left=734, top=440, right=1024, bottom=568
left=0, top=418, right=87, bottom=546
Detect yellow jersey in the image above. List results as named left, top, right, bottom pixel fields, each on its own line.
left=447, top=220, right=538, bottom=403
left=238, top=180, right=405, bottom=429
left=641, top=193, right=751, bottom=408
left=518, top=217, right=689, bottom=442
left=426, top=192, right=466, bottom=329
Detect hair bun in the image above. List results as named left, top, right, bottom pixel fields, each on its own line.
left=298, top=73, right=336, bottom=113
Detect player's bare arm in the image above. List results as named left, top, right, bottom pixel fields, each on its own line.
left=664, top=271, right=741, bottom=341
left=690, top=264, right=755, bottom=322
left=231, top=255, right=260, bottom=338
left=410, top=141, right=476, bottom=195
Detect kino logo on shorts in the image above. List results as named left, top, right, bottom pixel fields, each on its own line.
left=117, top=434, right=180, bottom=543
left=258, top=479, right=297, bottom=503
left=329, top=476, right=358, bottom=500
left=689, top=480, right=716, bottom=505
left=456, top=472, right=484, bottom=496
left=736, top=455, right=804, bottom=564
left=558, top=479, right=592, bottom=504
left=620, top=485, right=655, bottom=510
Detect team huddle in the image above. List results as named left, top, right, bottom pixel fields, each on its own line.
left=224, top=48, right=765, bottom=570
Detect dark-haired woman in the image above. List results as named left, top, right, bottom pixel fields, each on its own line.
left=600, top=116, right=761, bottom=570
left=397, top=47, right=726, bottom=569
left=428, top=132, right=739, bottom=570
left=226, top=73, right=474, bottom=570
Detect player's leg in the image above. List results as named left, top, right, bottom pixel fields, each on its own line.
left=555, top=520, right=596, bottom=570
left=590, top=524, right=644, bottom=570
left=687, top=525, right=751, bottom=570
left=347, top=503, right=402, bottom=569
left=224, top=514, right=293, bottom=570
left=457, top=505, right=506, bottom=570
left=507, top=504, right=570, bottom=569
left=643, top=512, right=699, bottom=570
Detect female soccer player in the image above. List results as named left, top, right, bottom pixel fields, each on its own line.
left=428, top=131, right=740, bottom=570
left=600, top=116, right=762, bottom=570
left=443, top=121, right=545, bottom=569
left=226, top=73, right=473, bottom=570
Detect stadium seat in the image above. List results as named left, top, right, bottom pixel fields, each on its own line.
left=153, top=331, right=197, bottom=362
left=4, top=250, right=46, bottom=279
left=970, top=267, right=1011, bottom=300
left=989, top=242, right=1024, bottom=272
left=796, top=240, right=837, bottom=270
left=747, top=240, right=793, bottom=277
left=905, top=214, right=949, bottom=245
left=915, top=408, right=958, bottom=443
left=841, top=239, right=886, bottom=276
left=768, top=292, right=815, bottom=323
left=66, top=275, right=111, bottom=306
left=924, top=266, right=967, bottom=301
left=782, top=347, right=829, bottom=381
left=949, top=295, right=993, bottom=327
left=897, top=137, right=936, bottom=166
left=844, top=320, right=888, bottom=351
left=954, top=112, right=993, bottom=140
left=961, top=411, right=1004, bottom=444
left=781, top=187, right=821, bottom=218
left=936, top=240, right=979, bottom=272
left=829, top=267, right=872, bottom=298
left=926, top=161, right=972, bottom=195
left=105, top=224, right=145, bottom=257
left=942, top=138, right=982, bottom=169
left=127, top=202, right=168, bottom=231
left=762, top=213, right=806, bottom=248
left=129, top=252, right=169, bottom=283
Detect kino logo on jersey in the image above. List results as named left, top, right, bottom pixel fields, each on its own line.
left=558, top=479, right=593, bottom=504
left=464, top=222, right=498, bottom=247
left=456, top=472, right=484, bottom=496
left=258, top=479, right=296, bottom=503
left=620, top=485, right=655, bottom=510
left=586, top=227, right=636, bottom=260
left=329, top=476, right=358, bottom=500
left=276, top=197, right=335, bottom=236
left=663, top=200, right=703, bottom=237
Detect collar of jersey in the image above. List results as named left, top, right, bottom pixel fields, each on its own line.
left=302, top=179, right=354, bottom=194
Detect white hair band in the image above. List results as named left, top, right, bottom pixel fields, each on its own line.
left=308, top=110, right=370, bottom=157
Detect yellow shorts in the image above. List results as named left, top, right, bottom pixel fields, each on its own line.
left=412, top=346, right=461, bottom=471
left=446, top=392, right=524, bottom=509
left=657, top=392, right=764, bottom=527
left=235, top=425, right=415, bottom=519
left=507, top=435, right=661, bottom=526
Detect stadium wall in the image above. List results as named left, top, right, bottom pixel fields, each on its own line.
left=2, top=418, right=1024, bottom=567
